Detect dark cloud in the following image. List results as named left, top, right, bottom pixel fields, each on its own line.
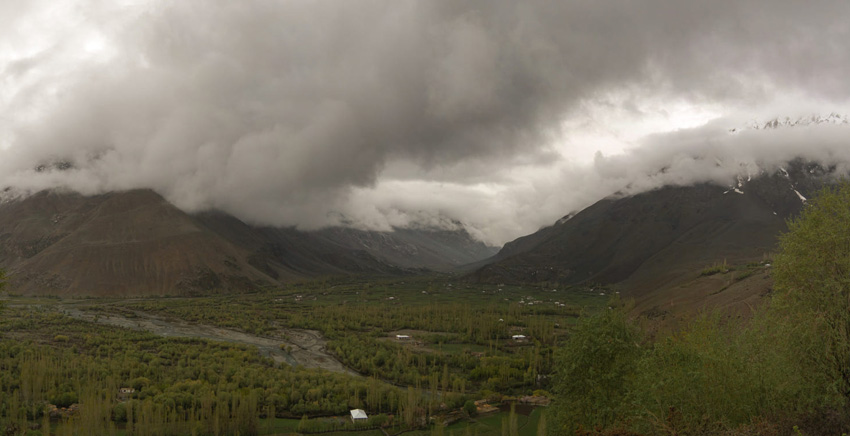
left=2, top=0, right=850, bottom=244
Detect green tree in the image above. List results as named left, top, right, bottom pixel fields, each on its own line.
left=771, top=181, right=850, bottom=407
left=550, top=304, right=642, bottom=433
left=463, top=400, right=476, bottom=417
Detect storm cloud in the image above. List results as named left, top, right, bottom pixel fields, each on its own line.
left=2, top=0, right=850, bottom=245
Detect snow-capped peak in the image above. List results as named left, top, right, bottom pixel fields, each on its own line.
left=729, top=113, right=849, bottom=134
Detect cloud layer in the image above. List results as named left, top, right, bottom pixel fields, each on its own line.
left=2, top=0, right=850, bottom=245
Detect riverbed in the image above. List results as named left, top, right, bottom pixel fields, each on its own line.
left=56, top=304, right=359, bottom=376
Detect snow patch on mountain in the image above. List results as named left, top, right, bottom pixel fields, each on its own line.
left=792, top=188, right=807, bottom=203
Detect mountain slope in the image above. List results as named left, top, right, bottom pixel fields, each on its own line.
left=314, top=227, right=499, bottom=272
left=0, top=190, right=403, bottom=295
left=470, top=161, right=835, bottom=297
left=0, top=189, right=278, bottom=296
left=191, top=212, right=405, bottom=279
left=0, top=189, right=497, bottom=295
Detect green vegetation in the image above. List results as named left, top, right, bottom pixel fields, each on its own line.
left=296, top=413, right=389, bottom=433
left=766, top=182, right=850, bottom=421
left=550, top=301, right=642, bottom=431
left=551, top=306, right=826, bottom=434
left=463, top=400, right=476, bottom=417
left=0, top=280, right=585, bottom=435
left=106, top=281, right=600, bottom=394
left=699, top=259, right=731, bottom=276
left=0, top=268, right=6, bottom=315
left=699, top=259, right=768, bottom=284
left=0, top=308, right=419, bottom=435
left=549, top=182, right=850, bottom=435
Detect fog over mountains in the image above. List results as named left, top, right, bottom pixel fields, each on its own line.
left=3, top=1, right=850, bottom=247
left=2, top=119, right=846, bottom=295
left=2, top=2, right=850, bottom=297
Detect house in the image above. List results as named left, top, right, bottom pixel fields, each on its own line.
left=117, top=387, right=135, bottom=401
left=350, top=409, right=368, bottom=422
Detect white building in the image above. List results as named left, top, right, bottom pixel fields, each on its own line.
left=350, top=409, right=368, bottom=422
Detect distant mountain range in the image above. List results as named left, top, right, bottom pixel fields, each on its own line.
left=0, top=189, right=496, bottom=296
left=4, top=116, right=848, bottom=303
left=1, top=159, right=841, bottom=301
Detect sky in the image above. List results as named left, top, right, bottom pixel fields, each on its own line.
left=2, top=0, right=850, bottom=246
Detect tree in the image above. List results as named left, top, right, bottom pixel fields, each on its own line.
left=549, top=303, right=642, bottom=433
left=772, top=181, right=850, bottom=406
left=463, top=400, right=477, bottom=417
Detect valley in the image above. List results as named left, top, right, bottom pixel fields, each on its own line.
left=0, top=278, right=603, bottom=435
left=5, top=0, right=850, bottom=433
left=0, top=161, right=847, bottom=435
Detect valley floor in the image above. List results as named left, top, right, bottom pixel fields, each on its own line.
left=0, top=278, right=600, bottom=435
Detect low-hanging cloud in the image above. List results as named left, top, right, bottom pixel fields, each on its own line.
left=341, top=120, right=850, bottom=246
left=2, top=0, right=850, bottom=246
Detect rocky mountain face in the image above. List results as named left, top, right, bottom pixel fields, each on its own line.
left=470, top=160, right=840, bottom=296
left=0, top=189, right=496, bottom=296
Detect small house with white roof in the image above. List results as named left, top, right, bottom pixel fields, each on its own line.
left=350, top=409, right=368, bottom=422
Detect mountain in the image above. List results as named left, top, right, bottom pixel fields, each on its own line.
left=314, top=227, right=499, bottom=272
left=0, top=189, right=495, bottom=296
left=729, top=113, right=849, bottom=133
left=0, top=189, right=271, bottom=296
left=470, top=160, right=839, bottom=300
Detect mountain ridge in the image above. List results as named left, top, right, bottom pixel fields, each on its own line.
left=469, top=159, right=841, bottom=298
left=0, top=189, right=497, bottom=296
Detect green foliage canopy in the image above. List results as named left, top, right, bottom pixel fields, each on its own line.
left=550, top=304, right=642, bottom=432
left=773, top=181, right=850, bottom=404
left=775, top=182, right=850, bottom=301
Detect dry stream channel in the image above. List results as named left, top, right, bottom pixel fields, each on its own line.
left=55, top=304, right=359, bottom=377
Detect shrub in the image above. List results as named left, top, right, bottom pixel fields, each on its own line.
left=463, top=400, right=477, bottom=417
left=699, top=260, right=731, bottom=276
left=52, top=391, right=78, bottom=408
